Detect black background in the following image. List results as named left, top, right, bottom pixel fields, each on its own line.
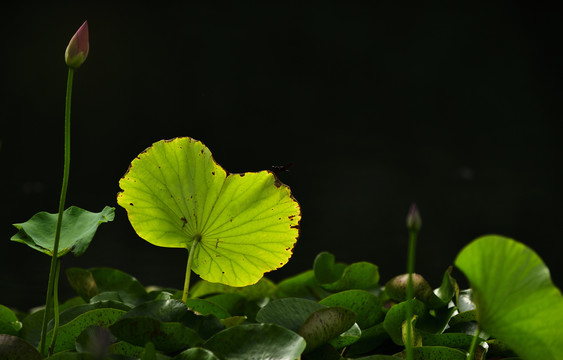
left=1, top=2, right=562, bottom=310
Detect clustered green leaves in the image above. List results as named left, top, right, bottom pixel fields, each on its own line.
left=2, top=235, right=562, bottom=359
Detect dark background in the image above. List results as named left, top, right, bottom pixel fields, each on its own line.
left=1, top=2, right=562, bottom=311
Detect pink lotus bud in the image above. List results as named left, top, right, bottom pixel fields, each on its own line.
left=406, top=203, right=422, bottom=232
left=65, top=21, right=89, bottom=69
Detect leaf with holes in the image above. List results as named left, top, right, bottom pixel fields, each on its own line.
left=117, top=137, right=301, bottom=287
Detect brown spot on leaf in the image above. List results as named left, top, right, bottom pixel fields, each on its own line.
left=181, top=217, right=187, bottom=228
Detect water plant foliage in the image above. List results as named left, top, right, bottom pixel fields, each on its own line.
left=3, top=138, right=562, bottom=359
left=117, top=137, right=301, bottom=288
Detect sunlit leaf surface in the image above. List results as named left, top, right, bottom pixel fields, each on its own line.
left=455, top=235, right=563, bottom=360
left=117, top=137, right=300, bottom=287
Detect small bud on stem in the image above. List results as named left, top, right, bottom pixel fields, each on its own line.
left=65, top=21, right=89, bottom=69
left=406, top=203, right=422, bottom=232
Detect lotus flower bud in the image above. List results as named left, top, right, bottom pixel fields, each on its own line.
left=65, top=21, right=89, bottom=69
left=406, top=203, right=422, bottom=232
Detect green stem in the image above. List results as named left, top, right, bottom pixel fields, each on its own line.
left=182, top=234, right=201, bottom=302
left=39, top=67, right=74, bottom=357
left=467, top=328, right=480, bottom=360
left=405, top=229, right=418, bottom=360
left=48, top=260, right=61, bottom=356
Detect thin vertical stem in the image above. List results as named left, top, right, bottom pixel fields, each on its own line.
left=48, top=260, right=61, bottom=356
left=182, top=235, right=201, bottom=303
left=467, top=328, right=480, bottom=360
left=39, top=67, right=74, bottom=357
left=405, top=229, right=418, bottom=360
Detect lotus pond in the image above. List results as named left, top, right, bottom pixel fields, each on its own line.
left=1, top=20, right=562, bottom=360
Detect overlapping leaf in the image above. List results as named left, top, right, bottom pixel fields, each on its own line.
left=455, top=235, right=563, bottom=360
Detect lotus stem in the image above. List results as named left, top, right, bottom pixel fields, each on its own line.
left=405, top=203, right=421, bottom=360
left=39, top=67, right=74, bottom=356
left=467, top=328, right=480, bottom=360
left=182, top=234, right=201, bottom=302
left=405, top=229, right=417, bottom=360
left=48, top=261, right=61, bottom=356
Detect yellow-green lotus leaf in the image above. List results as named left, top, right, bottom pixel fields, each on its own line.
left=117, top=137, right=300, bottom=287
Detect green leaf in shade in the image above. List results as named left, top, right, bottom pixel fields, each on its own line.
left=66, top=268, right=99, bottom=301
left=66, top=267, right=147, bottom=305
left=486, top=339, right=519, bottom=358
left=298, top=306, right=357, bottom=352
left=255, top=298, right=326, bottom=332
left=385, top=268, right=455, bottom=309
left=383, top=299, right=426, bottom=345
left=173, top=347, right=221, bottom=360
left=108, top=340, right=145, bottom=357
left=89, top=291, right=123, bottom=303
left=448, top=310, right=476, bottom=327
left=416, top=306, right=456, bottom=335
left=203, top=323, right=306, bottom=360
left=110, top=317, right=203, bottom=353
left=446, top=289, right=482, bottom=336
left=19, top=298, right=87, bottom=348
left=353, top=356, right=403, bottom=360
left=394, top=345, right=467, bottom=359
left=305, top=344, right=344, bottom=360
left=319, top=290, right=384, bottom=328
left=118, top=299, right=193, bottom=323
left=345, top=322, right=390, bottom=357
left=0, top=305, right=22, bottom=336
left=190, top=277, right=277, bottom=301
left=45, top=308, right=126, bottom=353
left=117, top=137, right=301, bottom=287
left=275, top=269, right=330, bottom=299
left=141, top=342, right=157, bottom=360
left=19, top=309, right=44, bottom=347
left=11, top=206, right=114, bottom=257
left=110, top=299, right=204, bottom=352
left=0, top=334, right=41, bottom=360
left=48, top=300, right=131, bottom=331
left=75, top=325, right=115, bottom=356
left=401, top=315, right=422, bottom=347
left=455, top=235, right=563, bottom=360
left=420, top=331, right=482, bottom=350
left=204, top=293, right=246, bottom=316
left=219, top=316, right=247, bottom=328
left=45, top=352, right=96, bottom=359
left=314, top=252, right=379, bottom=292
left=185, top=299, right=230, bottom=319
left=313, top=252, right=345, bottom=284
left=328, top=322, right=361, bottom=349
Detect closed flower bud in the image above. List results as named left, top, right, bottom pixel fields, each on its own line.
left=406, top=203, right=422, bottom=232
left=65, top=21, right=89, bottom=69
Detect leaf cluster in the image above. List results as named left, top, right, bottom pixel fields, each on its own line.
left=3, top=237, right=560, bottom=359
